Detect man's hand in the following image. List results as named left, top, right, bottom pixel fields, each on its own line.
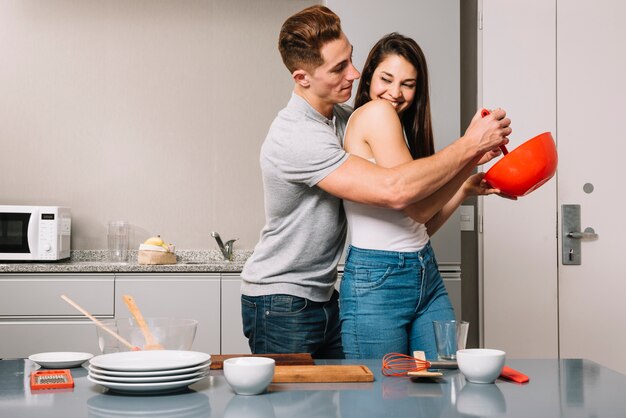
left=477, top=148, right=502, bottom=166
left=463, top=108, right=512, bottom=156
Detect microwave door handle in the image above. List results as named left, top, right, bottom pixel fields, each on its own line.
left=27, top=210, right=38, bottom=254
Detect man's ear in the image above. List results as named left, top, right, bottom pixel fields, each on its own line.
left=292, top=69, right=310, bottom=87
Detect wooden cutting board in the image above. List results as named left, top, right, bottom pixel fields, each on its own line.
left=210, top=353, right=314, bottom=370
left=272, top=365, right=374, bottom=383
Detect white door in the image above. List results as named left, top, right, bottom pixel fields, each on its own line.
left=556, top=0, right=626, bottom=373
left=480, top=0, right=559, bottom=359
left=481, top=0, right=626, bottom=374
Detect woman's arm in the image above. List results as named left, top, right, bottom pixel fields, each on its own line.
left=401, top=156, right=479, bottom=224
left=425, top=172, right=498, bottom=236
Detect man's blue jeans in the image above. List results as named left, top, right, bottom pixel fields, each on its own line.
left=339, top=243, right=455, bottom=360
left=241, top=290, right=344, bottom=359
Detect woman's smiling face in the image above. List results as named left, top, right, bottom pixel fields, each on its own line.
left=369, top=54, right=417, bottom=115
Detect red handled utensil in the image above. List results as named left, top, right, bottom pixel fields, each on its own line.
left=500, top=365, right=529, bottom=383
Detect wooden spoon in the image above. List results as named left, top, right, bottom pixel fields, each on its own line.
left=60, top=294, right=140, bottom=351
left=122, top=295, right=164, bottom=350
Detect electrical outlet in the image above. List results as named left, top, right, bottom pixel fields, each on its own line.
left=460, top=205, right=474, bottom=231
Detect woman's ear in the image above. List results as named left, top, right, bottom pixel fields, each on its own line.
left=293, top=69, right=310, bottom=87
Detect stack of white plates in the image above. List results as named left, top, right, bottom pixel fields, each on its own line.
left=87, top=350, right=211, bottom=394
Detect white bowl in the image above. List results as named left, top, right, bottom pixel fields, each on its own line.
left=223, top=357, right=275, bottom=396
left=457, top=349, right=506, bottom=384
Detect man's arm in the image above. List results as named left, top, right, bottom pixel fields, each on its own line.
left=317, top=108, right=511, bottom=209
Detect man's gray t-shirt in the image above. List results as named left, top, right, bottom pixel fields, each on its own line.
left=241, top=93, right=352, bottom=302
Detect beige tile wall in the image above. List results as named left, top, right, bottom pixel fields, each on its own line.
left=0, top=0, right=317, bottom=250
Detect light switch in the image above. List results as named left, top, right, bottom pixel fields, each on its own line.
left=459, top=205, right=474, bottom=231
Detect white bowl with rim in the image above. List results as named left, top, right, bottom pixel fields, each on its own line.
left=457, top=348, right=506, bottom=384
left=223, top=357, right=275, bottom=396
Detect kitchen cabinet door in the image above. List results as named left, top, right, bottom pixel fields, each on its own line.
left=0, top=273, right=114, bottom=357
left=221, top=274, right=251, bottom=355
left=0, top=274, right=114, bottom=317
left=115, top=274, right=220, bottom=354
left=0, top=321, right=101, bottom=358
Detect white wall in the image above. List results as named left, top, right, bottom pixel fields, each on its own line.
left=327, top=0, right=462, bottom=264
left=0, top=0, right=317, bottom=250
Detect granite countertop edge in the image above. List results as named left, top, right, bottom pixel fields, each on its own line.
left=0, top=250, right=252, bottom=273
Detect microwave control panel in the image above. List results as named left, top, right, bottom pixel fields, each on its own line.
left=37, top=213, right=58, bottom=259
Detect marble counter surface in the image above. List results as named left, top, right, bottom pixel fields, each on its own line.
left=0, top=250, right=252, bottom=273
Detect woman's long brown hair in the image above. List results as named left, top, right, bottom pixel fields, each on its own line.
left=354, top=33, right=434, bottom=159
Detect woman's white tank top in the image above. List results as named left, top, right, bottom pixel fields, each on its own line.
left=343, top=112, right=429, bottom=252
left=343, top=155, right=429, bottom=252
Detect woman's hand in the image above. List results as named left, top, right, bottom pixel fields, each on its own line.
left=462, top=172, right=500, bottom=197
left=463, top=172, right=519, bottom=200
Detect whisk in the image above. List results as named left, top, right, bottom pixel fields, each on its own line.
left=382, top=352, right=432, bottom=376
left=382, top=351, right=456, bottom=377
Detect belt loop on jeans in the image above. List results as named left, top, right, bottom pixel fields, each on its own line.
left=398, top=253, right=405, bottom=268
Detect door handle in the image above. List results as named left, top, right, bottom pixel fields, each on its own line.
left=562, top=204, right=598, bottom=265
left=566, top=228, right=598, bottom=240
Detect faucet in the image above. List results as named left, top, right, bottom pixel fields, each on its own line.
left=211, top=232, right=237, bottom=261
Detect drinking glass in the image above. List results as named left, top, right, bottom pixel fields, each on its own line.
left=107, top=221, right=129, bottom=263
left=433, top=320, right=469, bottom=360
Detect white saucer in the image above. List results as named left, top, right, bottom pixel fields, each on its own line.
left=87, top=374, right=208, bottom=394
left=29, top=352, right=94, bottom=368
left=89, top=368, right=209, bottom=383
left=88, top=360, right=211, bottom=377
left=90, top=350, right=211, bottom=372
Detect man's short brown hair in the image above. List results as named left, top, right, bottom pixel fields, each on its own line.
left=278, top=5, right=343, bottom=73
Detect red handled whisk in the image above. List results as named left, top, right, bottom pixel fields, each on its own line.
left=382, top=351, right=452, bottom=378
left=382, top=352, right=432, bottom=376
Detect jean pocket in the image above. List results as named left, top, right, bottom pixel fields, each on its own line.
left=241, top=295, right=256, bottom=308
left=240, top=296, right=256, bottom=345
left=353, top=266, right=394, bottom=290
left=269, top=295, right=308, bottom=316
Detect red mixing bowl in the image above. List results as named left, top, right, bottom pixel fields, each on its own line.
left=484, top=131, right=558, bottom=197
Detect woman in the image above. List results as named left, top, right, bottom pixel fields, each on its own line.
left=340, top=33, right=500, bottom=359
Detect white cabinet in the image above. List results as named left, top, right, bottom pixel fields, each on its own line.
left=115, top=274, right=221, bottom=354
left=0, top=274, right=114, bottom=357
left=220, top=274, right=250, bottom=354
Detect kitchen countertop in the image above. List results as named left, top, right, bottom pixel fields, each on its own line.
left=0, top=250, right=252, bottom=273
left=2, top=357, right=626, bottom=417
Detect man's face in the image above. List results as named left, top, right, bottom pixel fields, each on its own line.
left=307, top=32, right=360, bottom=105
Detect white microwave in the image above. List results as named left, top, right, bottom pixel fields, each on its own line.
left=0, top=206, right=71, bottom=261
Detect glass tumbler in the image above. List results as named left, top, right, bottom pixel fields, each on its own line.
left=107, top=221, right=130, bottom=263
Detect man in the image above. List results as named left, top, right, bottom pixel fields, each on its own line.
left=241, top=5, right=510, bottom=358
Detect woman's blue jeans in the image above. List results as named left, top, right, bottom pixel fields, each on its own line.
left=339, top=243, right=455, bottom=360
